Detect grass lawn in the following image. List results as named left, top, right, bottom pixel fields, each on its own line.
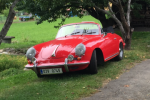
left=0, top=16, right=150, bottom=100
left=0, top=15, right=101, bottom=49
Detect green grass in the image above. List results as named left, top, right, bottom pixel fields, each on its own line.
left=0, top=15, right=101, bottom=49
left=0, top=16, right=150, bottom=100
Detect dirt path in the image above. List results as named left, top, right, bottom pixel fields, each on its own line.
left=82, top=59, right=150, bottom=100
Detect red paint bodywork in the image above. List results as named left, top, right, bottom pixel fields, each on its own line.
left=25, top=22, right=125, bottom=74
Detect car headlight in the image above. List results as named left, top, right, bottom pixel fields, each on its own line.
left=75, top=43, right=86, bottom=56
left=26, top=47, right=36, bottom=60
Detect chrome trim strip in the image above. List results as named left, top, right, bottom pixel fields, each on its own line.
left=105, top=52, right=119, bottom=61
left=64, top=58, right=69, bottom=72
left=25, top=66, right=33, bottom=68
left=25, top=62, right=90, bottom=68
left=52, top=44, right=60, bottom=57
left=37, top=64, right=64, bottom=67
left=68, top=62, right=90, bottom=65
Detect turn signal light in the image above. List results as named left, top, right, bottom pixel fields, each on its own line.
left=77, top=57, right=82, bottom=60
left=28, top=60, right=32, bottom=64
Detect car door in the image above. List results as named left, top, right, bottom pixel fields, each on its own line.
left=101, top=33, right=118, bottom=61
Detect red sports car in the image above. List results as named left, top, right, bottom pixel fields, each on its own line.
left=25, top=22, right=125, bottom=77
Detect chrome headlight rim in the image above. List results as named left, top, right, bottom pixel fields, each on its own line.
left=26, top=47, right=36, bottom=60
left=75, top=43, right=86, bottom=57
left=67, top=55, right=74, bottom=61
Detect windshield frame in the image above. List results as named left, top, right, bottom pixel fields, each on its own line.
left=55, top=23, right=101, bottom=39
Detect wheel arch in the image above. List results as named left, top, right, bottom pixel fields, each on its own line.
left=119, top=42, right=123, bottom=49
left=95, top=48, right=104, bottom=65
left=119, top=39, right=125, bottom=48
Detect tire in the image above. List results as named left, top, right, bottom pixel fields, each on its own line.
left=87, top=50, right=98, bottom=74
left=115, top=43, right=124, bottom=61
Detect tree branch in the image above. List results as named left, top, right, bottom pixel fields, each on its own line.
left=126, top=0, right=131, bottom=26
left=0, top=0, right=21, bottom=44
left=108, top=2, right=114, bottom=15
left=94, top=4, right=126, bottom=40
left=109, top=0, right=119, bottom=6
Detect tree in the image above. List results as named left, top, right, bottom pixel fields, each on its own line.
left=17, top=0, right=150, bottom=49
left=0, top=0, right=21, bottom=45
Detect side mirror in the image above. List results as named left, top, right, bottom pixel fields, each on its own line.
left=103, top=32, right=107, bottom=37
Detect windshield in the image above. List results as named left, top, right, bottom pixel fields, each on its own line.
left=56, top=23, right=99, bottom=38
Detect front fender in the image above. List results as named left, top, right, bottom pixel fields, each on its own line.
left=69, top=37, right=105, bottom=62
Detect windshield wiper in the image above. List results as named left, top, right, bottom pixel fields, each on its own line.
left=70, top=32, right=80, bottom=35
left=86, top=32, right=96, bottom=34
left=65, top=32, right=80, bottom=37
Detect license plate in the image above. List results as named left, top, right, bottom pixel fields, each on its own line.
left=40, top=68, right=63, bottom=75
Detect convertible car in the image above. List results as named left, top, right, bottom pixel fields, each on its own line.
left=25, top=22, right=125, bottom=77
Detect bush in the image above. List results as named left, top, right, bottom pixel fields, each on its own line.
left=2, top=9, right=9, bottom=17
left=0, top=68, right=24, bottom=77
left=0, top=54, right=27, bottom=72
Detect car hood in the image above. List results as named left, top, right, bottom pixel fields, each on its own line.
left=34, top=36, right=92, bottom=59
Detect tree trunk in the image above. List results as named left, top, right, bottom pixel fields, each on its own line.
left=116, top=0, right=133, bottom=50
left=125, top=37, right=131, bottom=50
left=0, top=0, right=20, bottom=45
left=125, top=27, right=134, bottom=50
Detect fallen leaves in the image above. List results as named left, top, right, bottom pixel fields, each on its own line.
left=102, top=78, right=111, bottom=88
left=124, top=85, right=130, bottom=87
left=116, top=77, right=119, bottom=79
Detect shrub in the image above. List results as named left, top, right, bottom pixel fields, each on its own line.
left=0, top=68, right=24, bottom=77
left=0, top=54, right=27, bottom=72
left=2, top=9, right=9, bottom=17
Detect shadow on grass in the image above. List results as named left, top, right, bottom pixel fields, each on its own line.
left=38, top=59, right=118, bottom=82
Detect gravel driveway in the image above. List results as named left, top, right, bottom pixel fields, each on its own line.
left=82, top=59, right=150, bottom=100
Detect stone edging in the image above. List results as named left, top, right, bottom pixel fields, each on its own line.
left=0, top=48, right=28, bottom=55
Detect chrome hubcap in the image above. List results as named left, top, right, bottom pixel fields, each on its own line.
left=119, top=47, right=123, bottom=58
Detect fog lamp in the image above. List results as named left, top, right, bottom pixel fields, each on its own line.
left=31, top=57, right=36, bottom=63
left=68, top=55, right=74, bottom=61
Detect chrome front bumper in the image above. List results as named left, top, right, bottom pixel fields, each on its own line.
left=64, top=58, right=69, bottom=72
left=25, top=58, right=90, bottom=74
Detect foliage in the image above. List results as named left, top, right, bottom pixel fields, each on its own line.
left=0, top=68, right=24, bottom=77
left=0, top=0, right=15, bottom=13
left=16, top=0, right=150, bottom=27
left=2, top=9, right=9, bottom=17
left=0, top=54, right=27, bottom=72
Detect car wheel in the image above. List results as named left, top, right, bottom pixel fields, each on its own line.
left=115, top=43, right=124, bottom=60
left=87, top=50, right=98, bottom=74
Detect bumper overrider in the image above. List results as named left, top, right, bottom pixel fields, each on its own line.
left=25, top=58, right=90, bottom=74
